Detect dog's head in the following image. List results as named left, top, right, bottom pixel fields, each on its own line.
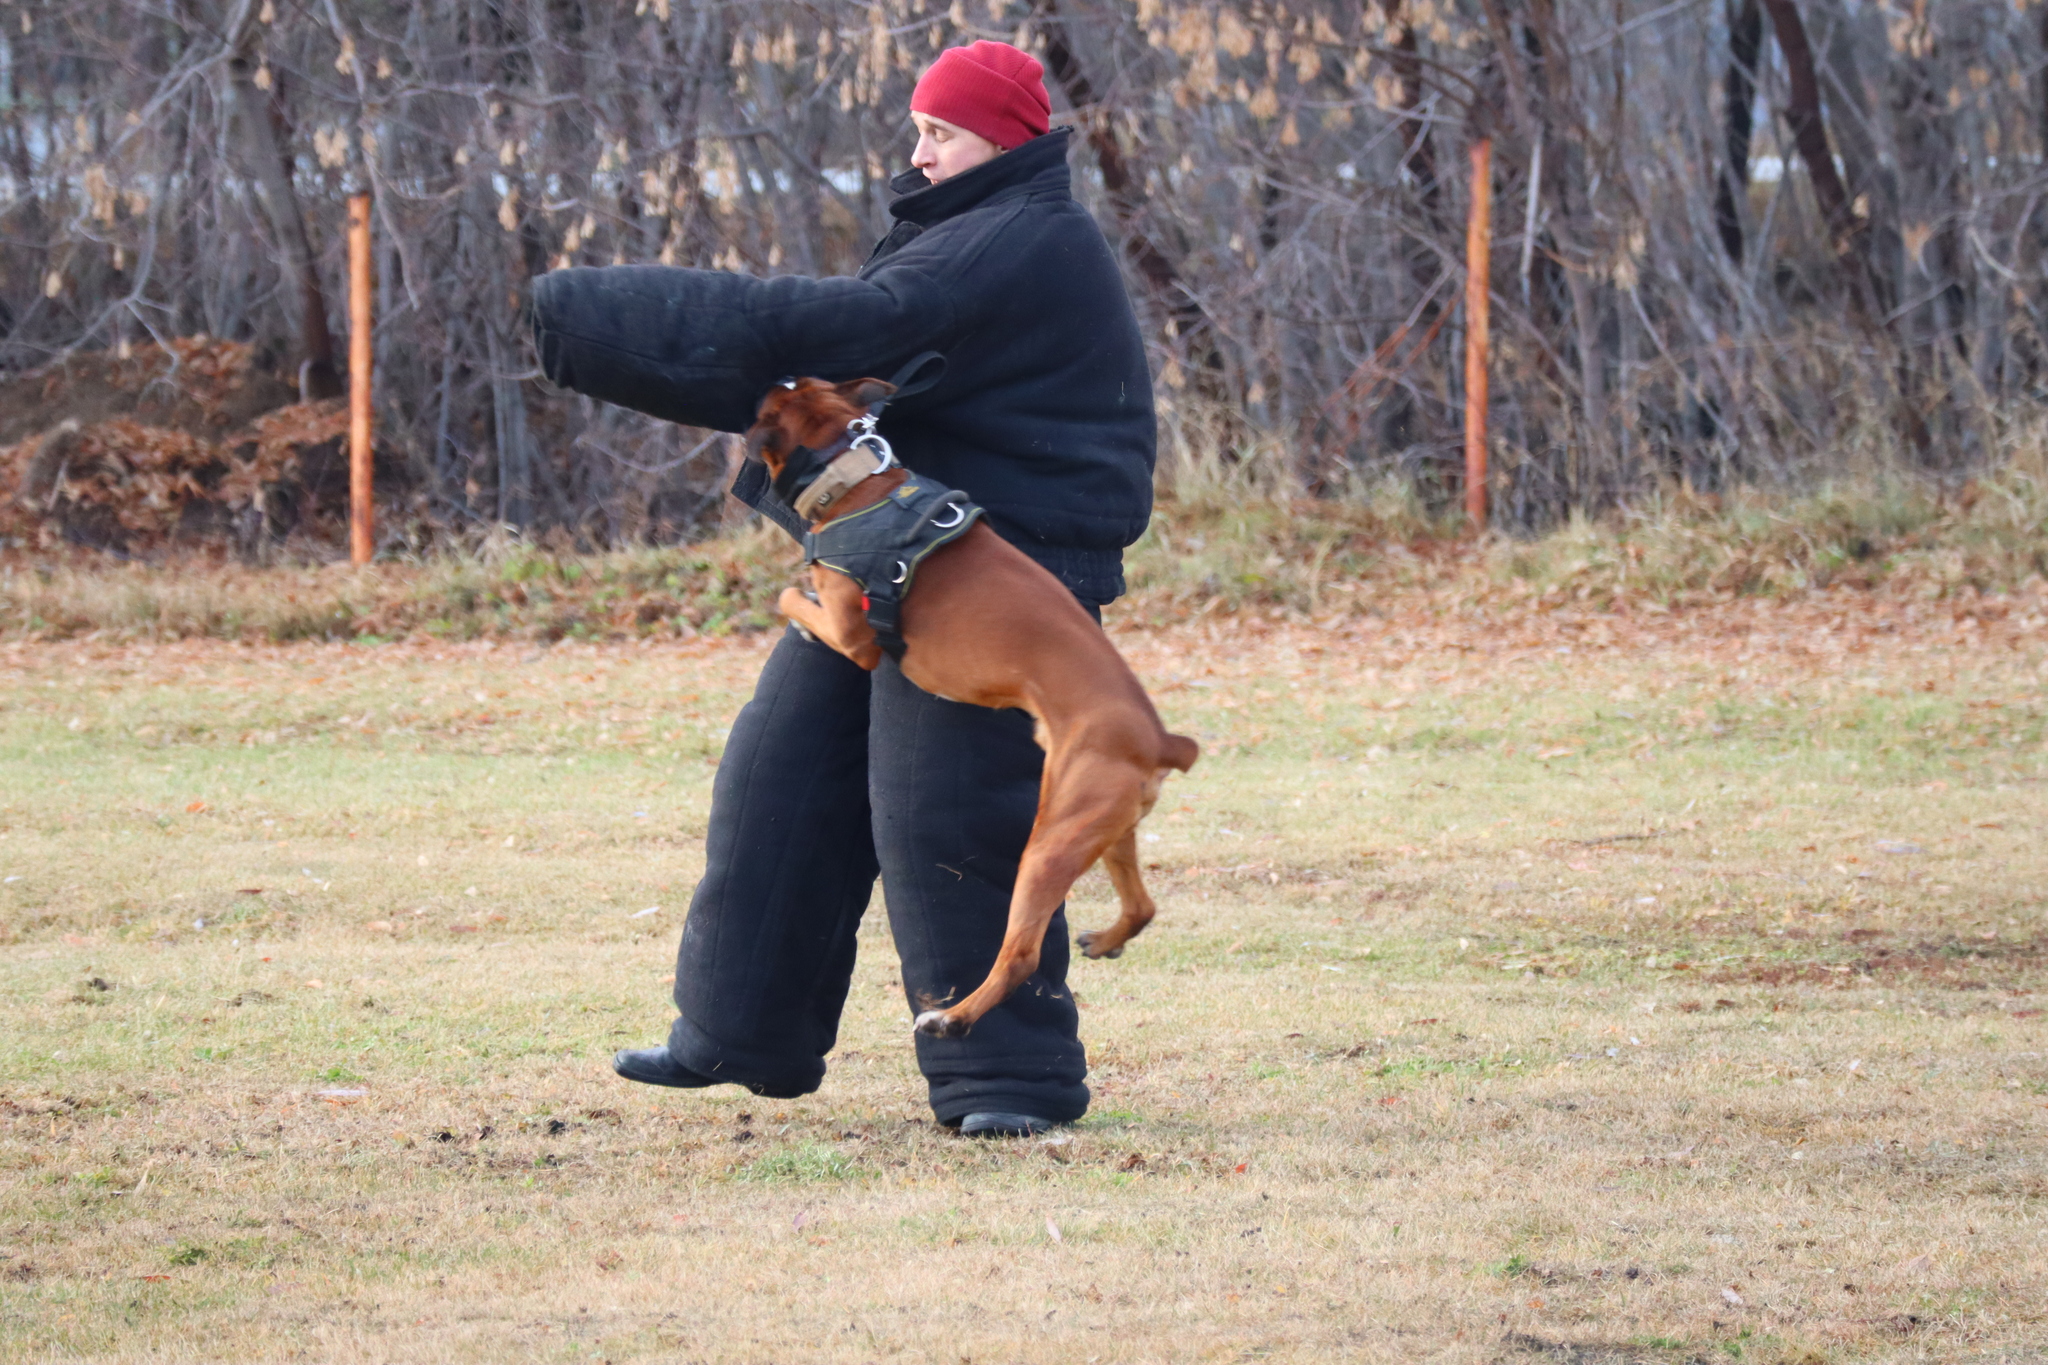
left=744, top=376, right=896, bottom=484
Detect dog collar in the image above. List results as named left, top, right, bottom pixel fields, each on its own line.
left=770, top=430, right=851, bottom=509
left=787, top=415, right=898, bottom=520
left=794, top=446, right=887, bottom=520
left=760, top=353, right=943, bottom=513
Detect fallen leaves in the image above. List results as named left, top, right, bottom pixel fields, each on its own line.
left=0, top=342, right=350, bottom=555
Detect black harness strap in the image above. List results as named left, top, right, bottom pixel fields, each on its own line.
left=802, top=477, right=982, bottom=662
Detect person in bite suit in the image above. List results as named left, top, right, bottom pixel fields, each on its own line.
left=531, top=40, right=1154, bottom=1137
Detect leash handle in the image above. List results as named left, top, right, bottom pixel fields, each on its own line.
left=865, top=351, right=947, bottom=421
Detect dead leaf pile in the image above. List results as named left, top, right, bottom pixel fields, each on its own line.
left=0, top=339, right=362, bottom=555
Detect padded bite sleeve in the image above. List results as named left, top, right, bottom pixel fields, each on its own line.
left=531, top=264, right=952, bottom=434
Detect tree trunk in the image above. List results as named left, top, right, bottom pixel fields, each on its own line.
left=1379, top=0, right=1454, bottom=296
left=1714, top=0, right=1764, bottom=264
left=1030, top=0, right=1223, bottom=389
left=1365, top=0, right=1456, bottom=478
left=1816, top=6, right=1905, bottom=319
left=1759, top=0, right=1877, bottom=314
left=2038, top=5, right=2048, bottom=179
left=1882, top=10, right=1969, bottom=459
left=487, top=306, right=533, bottom=531
left=228, top=54, right=342, bottom=399
left=1523, top=0, right=1611, bottom=483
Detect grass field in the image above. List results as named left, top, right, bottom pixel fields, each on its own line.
left=3, top=584, right=2046, bottom=1363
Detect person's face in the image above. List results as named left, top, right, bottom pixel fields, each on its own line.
left=910, top=112, right=1003, bottom=184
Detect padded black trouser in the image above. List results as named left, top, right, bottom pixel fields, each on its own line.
left=664, top=624, right=1089, bottom=1124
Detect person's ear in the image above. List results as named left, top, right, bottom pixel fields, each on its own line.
left=834, top=378, right=896, bottom=409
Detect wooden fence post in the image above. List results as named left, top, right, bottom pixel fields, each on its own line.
left=1464, top=137, right=1494, bottom=531
left=347, top=191, right=374, bottom=566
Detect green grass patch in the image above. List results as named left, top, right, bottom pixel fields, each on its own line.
left=732, top=1142, right=862, bottom=1184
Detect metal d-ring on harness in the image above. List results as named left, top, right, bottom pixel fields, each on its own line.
left=846, top=412, right=897, bottom=473
left=882, top=492, right=966, bottom=587
left=801, top=474, right=984, bottom=664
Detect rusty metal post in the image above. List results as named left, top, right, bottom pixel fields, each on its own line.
left=1463, top=137, right=1493, bottom=531
left=347, top=191, right=374, bottom=565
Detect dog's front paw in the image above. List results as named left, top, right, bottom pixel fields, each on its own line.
left=1075, top=930, right=1124, bottom=960
left=914, top=1009, right=972, bottom=1039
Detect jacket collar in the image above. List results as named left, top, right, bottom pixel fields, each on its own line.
left=886, top=128, right=1073, bottom=228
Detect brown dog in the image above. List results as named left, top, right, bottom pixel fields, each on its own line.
left=747, top=376, right=1199, bottom=1039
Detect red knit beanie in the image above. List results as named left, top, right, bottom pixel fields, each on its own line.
left=910, top=40, right=1050, bottom=151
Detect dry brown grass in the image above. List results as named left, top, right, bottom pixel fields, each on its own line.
left=0, top=520, right=801, bottom=644
left=2, top=591, right=2045, bottom=1363
left=4, top=467, right=2046, bottom=647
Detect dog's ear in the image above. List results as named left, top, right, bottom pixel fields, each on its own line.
left=833, top=377, right=896, bottom=410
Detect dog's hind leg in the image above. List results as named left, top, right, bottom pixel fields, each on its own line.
left=913, top=760, right=1137, bottom=1039
left=1075, top=825, right=1157, bottom=961
left=1076, top=765, right=1165, bottom=960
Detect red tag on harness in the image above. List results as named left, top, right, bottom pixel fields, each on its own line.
left=861, top=595, right=871, bottom=611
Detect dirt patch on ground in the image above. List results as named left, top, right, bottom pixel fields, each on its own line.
left=1704, top=935, right=2048, bottom=991
left=1500, top=1333, right=1712, bottom=1365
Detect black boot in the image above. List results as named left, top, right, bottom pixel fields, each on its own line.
left=959, top=1111, right=1059, bottom=1137
left=614, top=1045, right=820, bottom=1099
left=611, top=1047, right=716, bottom=1090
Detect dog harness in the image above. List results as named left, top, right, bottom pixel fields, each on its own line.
left=802, top=477, right=983, bottom=662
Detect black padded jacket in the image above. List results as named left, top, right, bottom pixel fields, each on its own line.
left=530, top=129, right=1155, bottom=603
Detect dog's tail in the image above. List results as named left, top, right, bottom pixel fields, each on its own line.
left=1160, top=732, right=1200, bottom=772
